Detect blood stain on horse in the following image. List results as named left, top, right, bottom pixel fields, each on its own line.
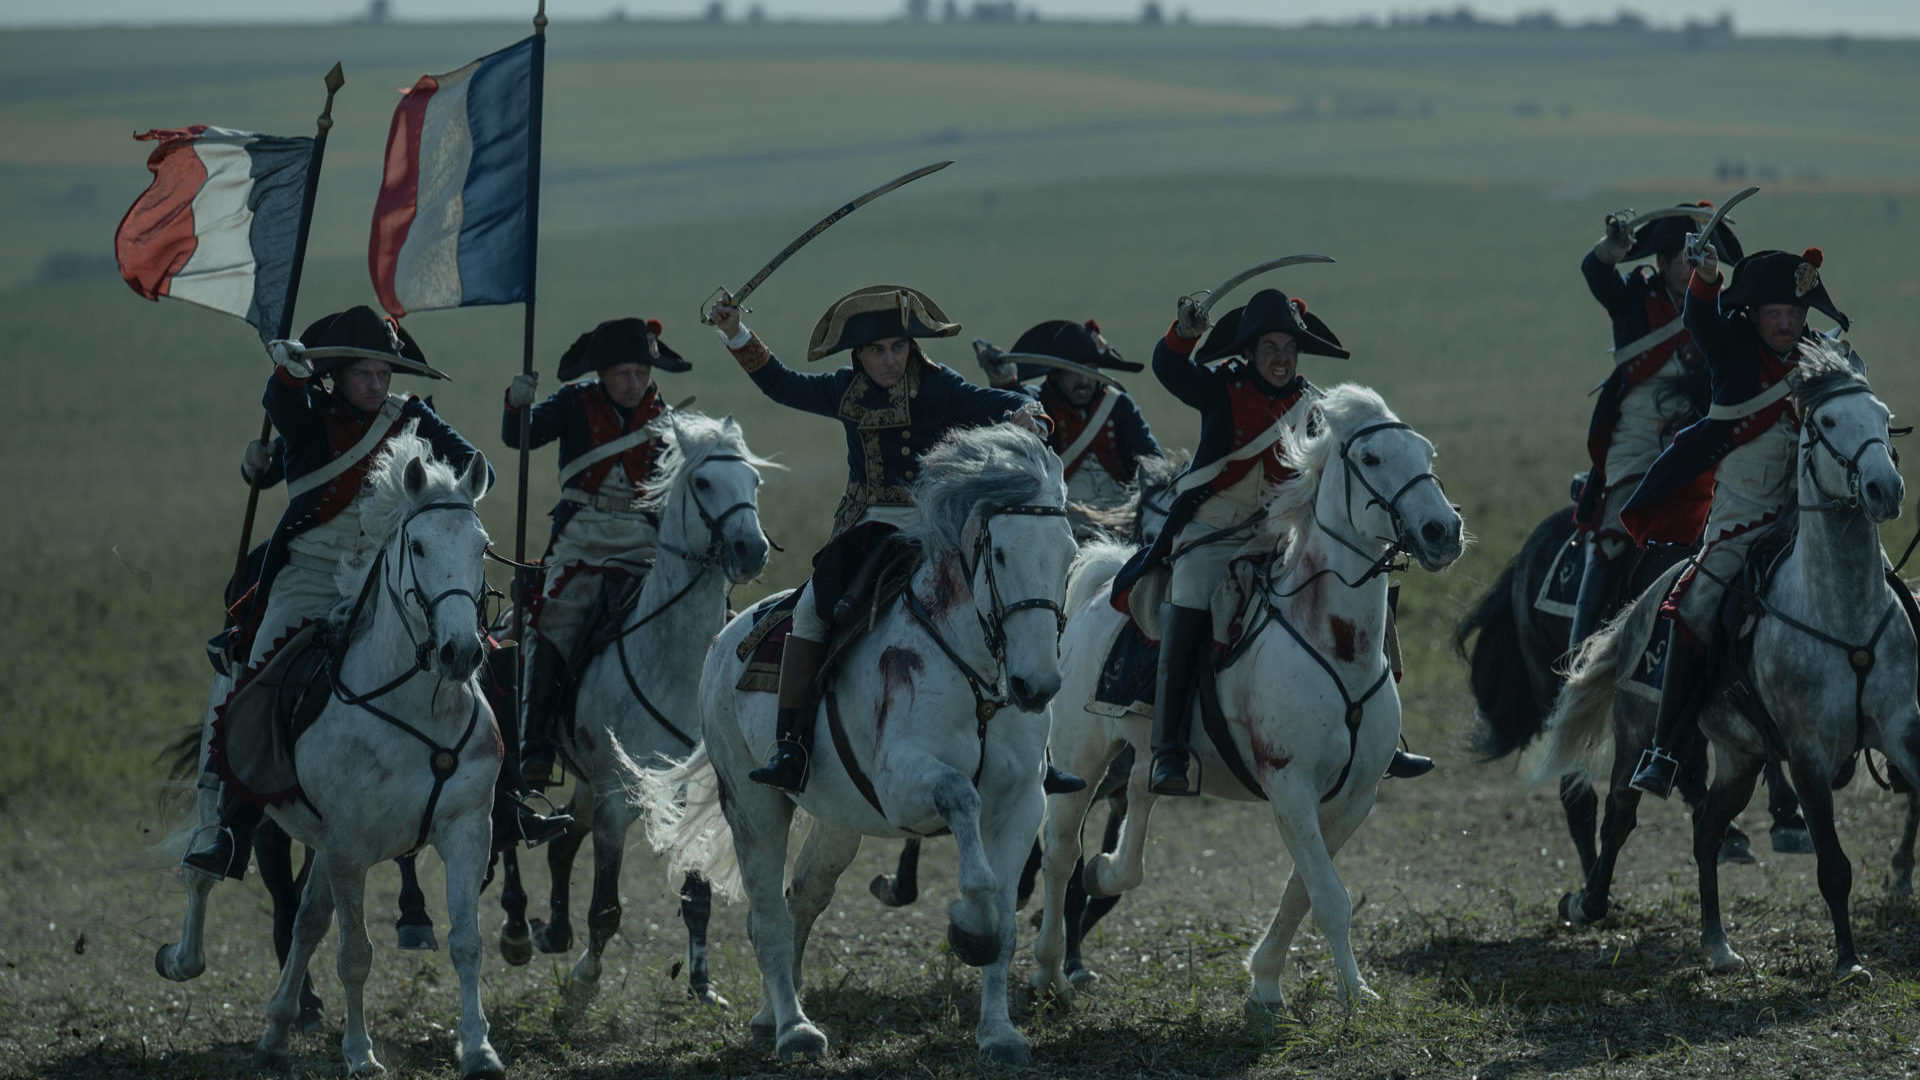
left=1250, top=728, right=1292, bottom=772
left=875, top=647, right=924, bottom=739
left=1329, top=616, right=1360, bottom=664
left=927, top=556, right=967, bottom=618
left=578, top=728, right=597, bottom=753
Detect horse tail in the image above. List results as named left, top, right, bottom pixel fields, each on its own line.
left=639, top=745, right=741, bottom=903
left=1066, top=540, right=1132, bottom=617
left=1457, top=554, right=1545, bottom=760
left=1528, top=617, right=1624, bottom=788
left=160, top=724, right=204, bottom=782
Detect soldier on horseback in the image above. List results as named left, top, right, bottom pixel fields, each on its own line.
left=1113, top=289, right=1433, bottom=795
left=1572, top=203, right=1744, bottom=650
left=184, top=306, right=568, bottom=879
left=978, top=319, right=1163, bottom=530
left=707, top=285, right=1083, bottom=795
left=500, top=317, right=688, bottom=787
left=1620, top=243, right=1854, bottom=797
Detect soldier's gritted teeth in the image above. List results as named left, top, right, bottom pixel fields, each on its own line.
left=1250, top=331, right=1300, bottom=389
left=332, top=358, right=394, bottom=412
left=856, top=336, right=912, bottom=390
left=1751, top=303, right=1809, bottom=356
left=1051, top=369, right=1099, bottom=408
left=601, top=361, right=655, bottom=409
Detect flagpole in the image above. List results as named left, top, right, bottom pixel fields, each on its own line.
left=509, top=2, right=546, bottom=651
left=228, top=62, right=345, bottom=607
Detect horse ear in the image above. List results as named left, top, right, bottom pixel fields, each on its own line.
left=723, top=414, right=740, bottom=434
left=461, top=451, right=488, bottom=502
left=404, top=457, right=427, bottom=496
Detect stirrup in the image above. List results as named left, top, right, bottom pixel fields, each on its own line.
left=1629, top=747, right=1680, bottom=799
left=1148, top=748, right=1199, bottom=797
left=748, top=740, right=810, bottom=794
left=506, top=790, right=573, bottom=848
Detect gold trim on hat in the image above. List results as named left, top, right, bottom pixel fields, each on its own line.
left=806, top=284, right=960, bottom=361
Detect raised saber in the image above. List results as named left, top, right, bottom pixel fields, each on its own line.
left=1686, top=186, right=1758, bottom=264
left=699, top=160, right=954, bottom=324
left=972, top=338, right=1128, bottom=392
left=1623, top=205, right=1716, bottom=234
left=1187, top=253, right=1335, bottom=318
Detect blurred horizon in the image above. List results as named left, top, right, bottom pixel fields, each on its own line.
left=5, top=0, right=1917, bottom=38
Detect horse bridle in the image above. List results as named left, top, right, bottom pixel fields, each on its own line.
left=961, top=503, right=1072, bottom=656
left=1799, top=384, right=1892, bottom=514
left=655, top=452, right=762, bottom=567
left=1313, top=421, right=1447, bottom=586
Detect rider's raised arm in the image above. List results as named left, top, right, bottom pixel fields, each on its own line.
left=1151, top=325, right=1222, bottom=411
left=261, top=363, right=325, bottom=447
left=724, top=332, right=853, bottom=419
left=1681, top=266, right=1741, bottom=381
left=1579, top=248, right=1637, bottom=317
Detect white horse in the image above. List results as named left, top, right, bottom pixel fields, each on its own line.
left=646, top=425, right=1078, bottom=1064
left=185, top=431, right=501, bottom=1077
left=496, top=413, right=774, bottom=1012
left=1537, top=345, right=1920, bottom=982
left=1033, top=385, right=1465, bottom=1017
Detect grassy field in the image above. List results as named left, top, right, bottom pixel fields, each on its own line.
left=4, top=18, right=1920, bottom=1080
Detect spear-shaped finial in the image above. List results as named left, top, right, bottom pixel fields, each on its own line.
left=534, top=0, right=548, bottom=33
left=317, top=62, right=346, bottom=137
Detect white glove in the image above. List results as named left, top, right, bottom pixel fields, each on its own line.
left=507, top=371, right=539, bottom=408
left=975, top=344, right=1018, bottom=385
left=1685, top=231, right=1721, bottom=283
left=268, top=338, right=312, bottom=379
left=1592, top=209, right=1635, bottom=264
left=242, top=439, right=273, bottom=485
left=1174, top=295, right=1211, bottom=341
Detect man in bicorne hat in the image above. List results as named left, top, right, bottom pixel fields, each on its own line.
left=1111, top=289, right=1433, bottom=795
left=501, top=317, right=688, bottom=786
left=184, top=306, right=568, bottom=879
left=1620, top=244, right=1855, bottom=797
left=709, top=285, right=1083, bottom=795
left=1571, top=202, right=1743, bottom=651
left=979, top=319, right=1162, bottom=532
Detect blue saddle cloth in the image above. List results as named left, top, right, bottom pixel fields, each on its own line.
left=1094, top=620, right=1160, bottom=712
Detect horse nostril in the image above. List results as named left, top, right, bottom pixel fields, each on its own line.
left=1010, top=676, right=1033, bottom=702
left=1867, top=482, right=1884, bottom=504
left=1422, top=521, right=1445, bottom=545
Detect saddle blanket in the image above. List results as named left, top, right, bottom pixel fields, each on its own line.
left=1535, top=533, right=1585, bottom=619
left=210, top=621, right=332, bottom=807
left=1087, top=617, right=1160, bottom=719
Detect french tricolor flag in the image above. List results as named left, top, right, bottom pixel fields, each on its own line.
left=115, top=126, right=314, bottom=344
left=369, top=36, right=539, bottom=318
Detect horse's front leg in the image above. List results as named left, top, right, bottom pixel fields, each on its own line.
left=394, top=854, right=437, bottom=951
left=157, top=775, right=225, bottom=984
left=927, top=766, right=1003, bottom=968
left=1558, top=774, right=1600, bottom=880
left=1789, top=754, right=1868, bottom=984
left=439, top=811, right=504, bottom=1079
left=532, top=790, right=591, bottom=954
left=786, top=823, right=862, bottom=997
left=1258, top=773, right=1376, bottom=1011
left=1031, top=773, right=1099, bottom=1004
left=1764, top=759, right=1813, bottom=854
left=563, top=780, right=639, bottom=1013
left=869, top=839, right=922, bottom=907
left=1244, top=782, right=1371, bottom=1019
left=254, top=824, right=325, bottom=1032
left=975, top=777, right=1044, bottom=1065
left=254, top=850, right=335, bottom=1075
left=496, top=848, right=533, bottom=965
left=1691, top=751, right=1764, bottom=973
left=1560, top=715, right=1647, bottom=927
left=1082, top=740, right=1159, bottom=900
left=325, top=861, right=380, bottom=1076
left=679, top=872, right=727, bottom=1006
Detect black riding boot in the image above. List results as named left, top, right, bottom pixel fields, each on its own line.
left=1385, top=747, right=1434, bottom=779
left=1630, top=634, right=1710, bottom=798
left=1044, top=764, right=1087, bottom=795
left=1148, top=604, right=1213, bottom=796
left=1568, top=543, right=1626, bottom=655
left=519, top=639, right=569, bottom=789
left=750, top=635, right=827, bottom=793
left=491, top=685, right=573, bottom=847
left=183, top=789, right=263, bottom=881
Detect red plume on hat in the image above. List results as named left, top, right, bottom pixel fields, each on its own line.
left=1802, top=247, right=1824, bottom=268
left=1291, top=297, right=1308, bottom=316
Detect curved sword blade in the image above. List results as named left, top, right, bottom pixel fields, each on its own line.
left=1196, top=253, right=1335, bottom=317
left=1689, top=186, right=1758, bottom=259
left=700, top=160, right=955, bottom=324
left=996, top=352, right=1128, bottom=393
left=1624, top=205, right=1715, bottom=234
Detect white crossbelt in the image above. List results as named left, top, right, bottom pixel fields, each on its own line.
left=285, top=394, right=407, bottom=499
left=1056, top=391, right=1120, bottom=476
left=1174, top=414, right=1293, bottom=496
left=1609, top=317, right=1686, bottom=366
left=1707, top=379, right=1793, bottom=422
left=558, top=427, right=654, bottom=486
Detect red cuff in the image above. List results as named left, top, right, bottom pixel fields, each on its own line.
left=1688, top=269, right=1721, bottom=301
left=273, top=364, right=308, bottom=388
left=731, top=335, right=771, bottom=374
left=1163, top=322, right=1200, bottom=356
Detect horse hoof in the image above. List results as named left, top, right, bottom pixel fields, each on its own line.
left=1066, top=965, right=1100, bottom=988
left=251, top=1048, right=291, bottom=1075
left=1557, top=891, right=1598, bottom=928
left=1772, top=826, right=1815, bottom=855
left=1835, top=963, right=1873, bottom=988
left=947, top=919, right=1002, bottom=968
left=1243, top=997, right=1283, bottom=1036
left=1892, top=875, right=1914, bottom=900
left=776, top=1022, right=828, bottom=1062
left=499, top=922, right=533, bottom=967
left=688, top=984, right=730, bottom=1009
left=978, top=1035, right=1031, bottom=1065
left=868, top=874, right=915, bottom=907
left=347, top=1061, right=386, bottom=1077
left=460, top=1045, right=505, bottom=1080
left=1708, top=949, right=1747, bottom=974
left=153, top=945, right=201, bottom=982
left=1718, top=832, right=1756, bottom=865
left=396, top=924, right=439, bottom=952
left=531, top=918, right=572, bottom=954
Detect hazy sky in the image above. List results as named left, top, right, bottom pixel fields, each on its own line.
left=4, top=0, right=1917, bottom=36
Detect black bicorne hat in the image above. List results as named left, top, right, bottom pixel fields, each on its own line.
left=1008, top=318, right=1144, bottom=381
left=1195, top=289, right=1350, bottom=363
left=807, top=285, right=960, bottom=361
left=299, top=305, right=448, bottom=380
left=556, top=317, right=688, bottom=382
left=1720, top=247, right=1849, bottom=332
left=1625, top=201, right=1744, bottom=263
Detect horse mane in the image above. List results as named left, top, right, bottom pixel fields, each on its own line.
left=333, top=422, right=467, bottom=598
left=1071, top=450, right=1193, bottom=540
left=1261, top=384, right=1400, bottom=553
left=637, top=411, right=781, bottom=514
left=902, top=425, right=1064, bottom=556
left=1136, top=449, right=1192, bottom=491
left=1790, top=337, right=1868, bottom=412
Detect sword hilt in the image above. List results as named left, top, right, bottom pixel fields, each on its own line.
left=699, top=286, right=751, bottom=327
